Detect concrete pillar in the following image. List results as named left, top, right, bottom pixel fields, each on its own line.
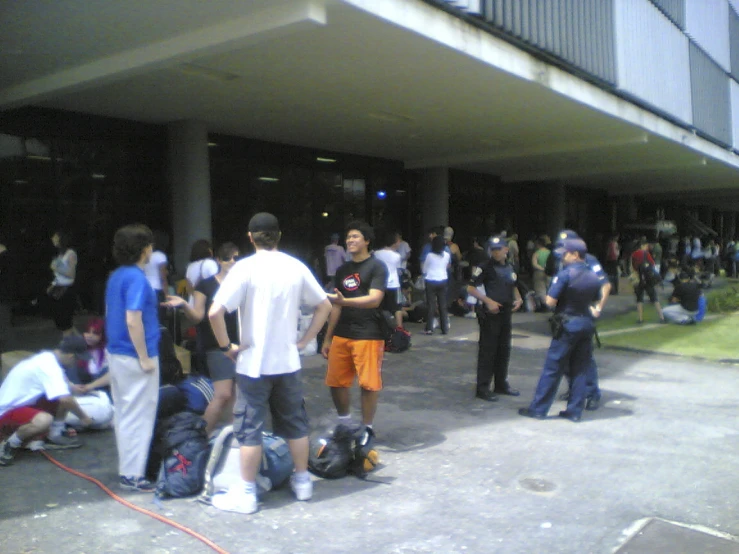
left=420, top=167, right=449, bottom=235
left=545, top=181, right=566, bottom=239
left=727, top=212, right=737, bottom=240
left=617, top=195, right=638, bottom=224
left=167, top=120, right=212, bottom=276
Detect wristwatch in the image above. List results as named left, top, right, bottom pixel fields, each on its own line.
left=219, top=343, right=231, bottom=352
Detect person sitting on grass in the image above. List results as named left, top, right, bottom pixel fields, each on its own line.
left=0, top=336, right=94, bottom=466
left=663, top=272, right=702, bottom=325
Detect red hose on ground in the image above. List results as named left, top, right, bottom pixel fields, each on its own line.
left=40, top=451, right=230, bottom=554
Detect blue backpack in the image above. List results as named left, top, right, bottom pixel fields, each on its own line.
left=155, top=412, right=211, bottom=499
left=198, top=426, right=295, bottom=504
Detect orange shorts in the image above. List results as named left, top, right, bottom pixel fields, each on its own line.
left=326, top=336, right=384, bottom=391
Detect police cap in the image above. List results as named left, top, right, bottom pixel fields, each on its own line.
left=487, top=236, right=508, bottom=250
left=554, top=238, right=587, bottom=256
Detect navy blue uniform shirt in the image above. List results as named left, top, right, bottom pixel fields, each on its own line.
left=548, top=261, right=602, bottom=316
left=469, top=259, right=518, bottom=305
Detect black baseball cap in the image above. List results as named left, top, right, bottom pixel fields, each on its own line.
left=248, top=212, right=280, bottom=233
left=58, top=336, right=91, bottom=360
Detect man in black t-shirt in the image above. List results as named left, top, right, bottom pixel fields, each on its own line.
left=322, top=221, right=387, bottom=444
left=663, top=272, right=702, bottom=324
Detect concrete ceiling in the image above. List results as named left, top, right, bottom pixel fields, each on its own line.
left=2, top=0, right=739, bottom=206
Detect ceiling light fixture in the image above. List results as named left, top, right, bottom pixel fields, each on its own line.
left=316, top=157, right=337, bottom=163
left=92, top=174, right=106, bottom=179
left=208, top=142, right=218, bottom=147
left=258, top=176, right=279, bottom=182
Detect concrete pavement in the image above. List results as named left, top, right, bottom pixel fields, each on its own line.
left=1, top=302, right=738, bottom=553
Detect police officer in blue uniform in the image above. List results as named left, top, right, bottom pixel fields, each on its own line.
left=466, top=236, right=523, bottom=401
left=518, top=238, right=603, bottom=421
left=549, top=230, right=610, bottom=410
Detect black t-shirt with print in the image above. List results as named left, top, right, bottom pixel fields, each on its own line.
left=195, top=275, right=239, bottom=351
left=333, top=255, right=388, bottom=340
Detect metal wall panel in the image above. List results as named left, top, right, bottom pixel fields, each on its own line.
left=690, top=43, right=732, bottom=145
left=648, top=0, right=686, bottom=29
left=731, top=80, right=739, bottom=148
left=730, top=7, right=739, bottom=80
left=685, top=0, right=731, bottom=71
left=615, top=0, right=693, bottom=124
left=482, top=0, right=617, bottom=85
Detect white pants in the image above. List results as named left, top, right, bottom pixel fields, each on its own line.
left=66, top=391, right=114, bottom=429
left=663, top=304, right=698, bottom=325
left=109, top=354, right=159, bottom=478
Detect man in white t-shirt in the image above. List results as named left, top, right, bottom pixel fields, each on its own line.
left=143, top=250, right=168, bottom=295
left=208, top=213, right=331, bottom=515
left=324, top=233, right=345, bottom=288
left=0, top=336, right=94, bottom=465
left=396, top=233, right=412, bottom=270
left=373, top=231, right=404, bottom=329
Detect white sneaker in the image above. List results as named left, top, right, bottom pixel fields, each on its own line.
left=290, top=475, right=313, bottom=501
left=212, top=486, right=258, bottom=514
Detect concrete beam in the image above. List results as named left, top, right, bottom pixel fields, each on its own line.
left=0, top=1, right=327, bottom=109
left=405, top=134, right=649, bottom=169
left=501, top=158, right=708, bottom=184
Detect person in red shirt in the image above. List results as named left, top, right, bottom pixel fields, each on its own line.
left=630, top=239, right=664, bottom=324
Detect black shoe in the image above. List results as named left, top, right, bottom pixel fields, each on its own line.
left=475, top=390, right=498, bottom=402
left=494, top=386, right=520, bottom=397
left=585, top=397, right=600, bottom=411
left=559, top=391, right=570, bottom=401
left=518, top=408, right=546, bottom=419
left=558, top=410, right=581, bottom=422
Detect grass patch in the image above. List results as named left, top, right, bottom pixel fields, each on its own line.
left=601, top=314, right=739, bottom=361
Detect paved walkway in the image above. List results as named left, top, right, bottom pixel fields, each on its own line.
left=1, top=281, right=738, bottom=553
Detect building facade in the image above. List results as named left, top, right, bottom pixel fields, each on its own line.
left=2, top=0, right=739, bottom=308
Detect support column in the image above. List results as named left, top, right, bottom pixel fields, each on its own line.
left=546, top=181, right=566, bottom=239
left=727, top=212, right=737, bottom=240
left=168, top=120, right=212, bottom=276
left=420, top=167, right=449, bottom=235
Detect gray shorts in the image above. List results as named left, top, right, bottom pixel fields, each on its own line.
left=205, top=349, right=236, bottom=382
left=233, top=371, right=309, bottom=447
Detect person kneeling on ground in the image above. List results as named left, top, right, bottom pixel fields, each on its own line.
left=0, top=336, right=94, bottom=465
left=663, top=272, right=702, bottom=325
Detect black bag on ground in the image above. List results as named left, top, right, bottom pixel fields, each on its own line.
left=386, top=327, right=411, bottom=353
left=308, top=424, right=378, bottom=480
left=154, top=412, right=211, bottom=498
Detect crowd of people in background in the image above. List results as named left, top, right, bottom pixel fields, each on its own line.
left=0, top=217, right=727, bottom=507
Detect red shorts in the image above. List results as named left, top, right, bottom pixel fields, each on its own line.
left=0, top=399, right=58, bottom=437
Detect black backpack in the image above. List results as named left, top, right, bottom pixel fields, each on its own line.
left=638, top=261, right=660, bottom=287
left=386, top=327, right=411, bottom=353
left=308, top=424, right=378, bottom=480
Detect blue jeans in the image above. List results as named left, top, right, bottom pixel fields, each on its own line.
left=528, top=316, right=594, bottom=417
